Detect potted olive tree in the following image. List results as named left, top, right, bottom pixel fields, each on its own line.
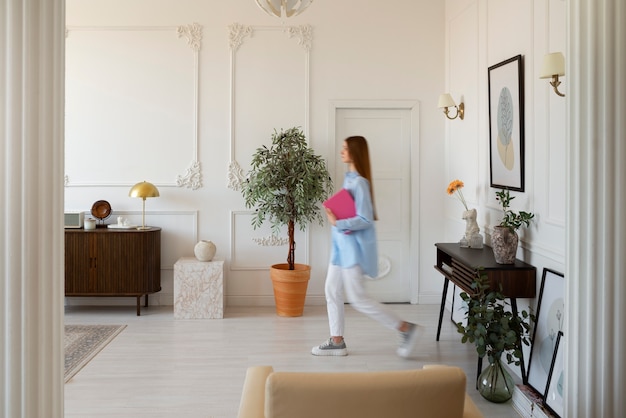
left=456, top=272, right=534, bottom=403
left=491, top=188, right=534, bottom=264
left=241, top=127, right=333, bottom=316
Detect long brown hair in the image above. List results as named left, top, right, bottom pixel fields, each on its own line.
left=345, top=136, right=377, bottom=220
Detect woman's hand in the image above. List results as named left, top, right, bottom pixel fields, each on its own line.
left=325, top=207, right=337, bottom=226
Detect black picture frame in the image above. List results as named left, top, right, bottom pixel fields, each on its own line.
left=488, top=54, right=525, bottom=191
left=527, top=268, right=565, bottom=395
left=451, top=284, right=467, bottom=327
left=544, top=331, right=564, bottom=417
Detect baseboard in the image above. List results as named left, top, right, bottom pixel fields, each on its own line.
left=225, top=295, right=327, bottom=307
left=64, top=293, right=170, bottom=307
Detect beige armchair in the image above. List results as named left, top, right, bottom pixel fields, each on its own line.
left=237, top=365, right=483, bottom=418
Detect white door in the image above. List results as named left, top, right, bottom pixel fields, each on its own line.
left=334, top=106, right=415, bottom=302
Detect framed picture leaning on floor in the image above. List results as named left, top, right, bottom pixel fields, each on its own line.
left=526, top=268, right=565, bottom=395
left=544, top=330, right=564, bottom=418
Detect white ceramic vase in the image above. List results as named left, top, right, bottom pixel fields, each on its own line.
left=194, top=240, right=216, bottom=262
left=460, top=209, right=483, bottom=248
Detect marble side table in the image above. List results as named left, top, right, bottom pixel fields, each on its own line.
left=174, top=257, right=224, bottom=319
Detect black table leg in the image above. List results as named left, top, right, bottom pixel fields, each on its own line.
left=436, top=277, right=450, bottom=341
left=510, top=298, right=528, bottom=384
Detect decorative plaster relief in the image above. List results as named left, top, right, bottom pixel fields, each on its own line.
left=230, top=210, right=308, bottom=270
left=228, top=23, right=253, bottom=51
left=227, top=160, right=246, bottom=191
left=177, top=22, right=202, bottom=52
left=176, top=160, right=202, bottom=190
left=252, top=234, right=289, bottom=246
left=285, top=24, right=313, bottom=51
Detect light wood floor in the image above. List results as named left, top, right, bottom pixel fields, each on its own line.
left=64, top=304, right=521, bottom=418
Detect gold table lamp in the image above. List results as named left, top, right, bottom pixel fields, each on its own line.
left=129, top=181, right=160, bottom=230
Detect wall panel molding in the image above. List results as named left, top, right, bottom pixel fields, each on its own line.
left=227, top=23, right=312, bottom=191
left=65, top=24, right=203, bottom=189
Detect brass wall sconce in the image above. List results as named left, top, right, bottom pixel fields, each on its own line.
left=438, top=93, right=464, bottom=120
left=540, top=52, right=565, bottom=97
left=129, top=181, right=160, bottom=230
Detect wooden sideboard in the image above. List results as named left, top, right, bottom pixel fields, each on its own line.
left=65, top=227, right=161, bottom=315
left=434, top=242, right=536, bottom=383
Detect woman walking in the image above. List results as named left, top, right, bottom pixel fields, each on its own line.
left=312, top=136, right=422, bottom=358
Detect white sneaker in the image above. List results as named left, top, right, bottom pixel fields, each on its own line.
left=397, top=323, right=423, bottom=358
left=311, top=337, right=348, bottom=356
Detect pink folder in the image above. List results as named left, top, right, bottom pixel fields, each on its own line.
left=323, top=189, right=356, bottom=220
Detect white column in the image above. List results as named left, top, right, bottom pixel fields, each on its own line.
left=1, top=1, right=65, bottom=417
left=567, top=0, right=626, bottom=416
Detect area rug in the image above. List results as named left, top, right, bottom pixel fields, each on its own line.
left=64, top=324, right=126, bottom=383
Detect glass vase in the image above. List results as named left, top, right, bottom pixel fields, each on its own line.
left=477, top=356, right=515, bottom=403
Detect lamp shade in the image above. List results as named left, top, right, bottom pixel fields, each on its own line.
left=129, top=181, right=160, bottom=199
left=540, top=52, right=565, bottom=79
left=438, top=93, right=456, bottom=108
left=255, top=0, right=313, bottom=18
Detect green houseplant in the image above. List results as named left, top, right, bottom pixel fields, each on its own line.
left=241, top=127, right=333, bottom=316
left=491, top=188, right=535, bottom=264
left=456, top=272, right=534, bottom=402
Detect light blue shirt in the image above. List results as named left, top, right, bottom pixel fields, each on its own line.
left=329, top=171, right=378, bottom=278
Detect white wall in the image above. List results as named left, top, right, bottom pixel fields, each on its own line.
left=442, top=0, right=567, bottom=384
left=64, top=0, right=447, bottom=307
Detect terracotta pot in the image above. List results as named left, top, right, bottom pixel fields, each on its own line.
left=491, top=226, right=518, bottom=264
left=270, top=263, right=311, bottom=317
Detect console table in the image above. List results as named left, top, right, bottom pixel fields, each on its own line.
left=434, top=242, right=536, bottom=383
left=65, top=227, right=161, bottom=315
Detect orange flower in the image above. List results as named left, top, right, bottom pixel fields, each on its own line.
left=446, top=179, right=469, bottom=211
left=447, top=179, right=464, bottom=195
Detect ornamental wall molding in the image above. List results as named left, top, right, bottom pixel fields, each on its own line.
left=177, top=22, right=202, bottom=52
left=64, top=24, right=203, bottom=189
left=226, top=23, right=311, bottom=191
left=251, top=234, right=289, bottom=247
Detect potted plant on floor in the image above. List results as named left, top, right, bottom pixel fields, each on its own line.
left=456, top=272, right=534, bottom=403
left=241, top=127, right=333, bottom=317
left=491, top=188, right=534, bottom=264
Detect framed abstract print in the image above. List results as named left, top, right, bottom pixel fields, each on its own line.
left=488, top=54, right=525, bottom=191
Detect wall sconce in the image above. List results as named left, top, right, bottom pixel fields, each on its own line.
left=438, top=93, right=464, bottom=120
left=129, top=181, right=160, bottom=230
left=540, top=52, right=565, bottom=97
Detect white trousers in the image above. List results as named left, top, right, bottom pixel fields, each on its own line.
left=325, top=264, right=402, bottom=337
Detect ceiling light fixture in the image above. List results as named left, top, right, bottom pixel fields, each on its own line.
left=255, top=0, right=313, bottom=18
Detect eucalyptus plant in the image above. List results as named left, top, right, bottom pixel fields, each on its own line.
left=456, top=272, right=534, bottom=366
left=241, top=127, right=333, bottom=270
left=495, top=188, right=534, bottom=232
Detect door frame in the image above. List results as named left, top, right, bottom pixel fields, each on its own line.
left=328, top=100, right=420, bottom=304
